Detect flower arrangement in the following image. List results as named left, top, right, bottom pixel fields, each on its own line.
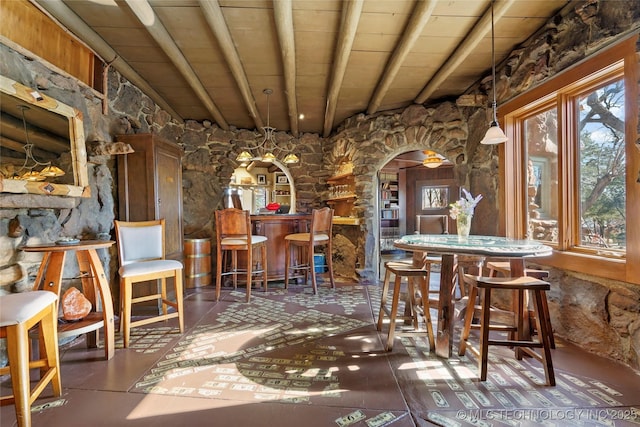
left=449, top=188, right=483, bottom=220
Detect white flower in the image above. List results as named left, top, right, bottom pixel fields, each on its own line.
left=449, top=188, right=483, bottom=220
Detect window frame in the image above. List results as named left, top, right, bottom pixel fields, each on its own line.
left=499, top=36, right=639, bottom=285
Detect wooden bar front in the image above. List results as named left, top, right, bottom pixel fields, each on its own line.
left=250, top=214, right=311, bottom=281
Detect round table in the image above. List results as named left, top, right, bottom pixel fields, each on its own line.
left=393, top=234, right=552, bottom=358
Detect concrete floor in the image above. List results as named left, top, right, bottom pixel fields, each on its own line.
left=2, top=277, right=639, bottom=427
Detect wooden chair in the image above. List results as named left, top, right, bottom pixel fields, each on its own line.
left=415, top=214, right=448, bottom=235
left=0, top=291, right=61, bottom=427
left=459, top=275, right=555, bottom=386
left=114, top=219, right=184, bottom=348
left=377, top=261, right=435, bottom=351
left=284, top=207, right=335, bottom=294
left=215, top=208, right=268, bottom=302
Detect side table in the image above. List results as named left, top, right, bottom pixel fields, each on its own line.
left=21, top=240, right=116, bottom=360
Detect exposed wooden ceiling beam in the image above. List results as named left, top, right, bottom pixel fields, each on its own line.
left=273, top=0, right=299, bottom=137
left=124, top=0, right=228, bottom=129
left=323, top=0, right=364, bottom=138
left=415, top=0, right=515, bottom=104
left=32, top=0, right=183, bottom=123
left=367, top=0, right=437, bottom=115
left=199, top=0, right=263, bottom=131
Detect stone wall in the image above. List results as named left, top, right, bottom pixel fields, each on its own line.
left=325, top=103, right=499, bottom=281
left=0, top=0, right=638, bottom=371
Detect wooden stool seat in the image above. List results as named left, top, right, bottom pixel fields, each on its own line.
left=459, top=275, right=555, bottom=386
left=377, top=261, right=435, bottom=351
left=0, top=291, right=62, bottom=427
left=486, top=261, right=554, bottom=348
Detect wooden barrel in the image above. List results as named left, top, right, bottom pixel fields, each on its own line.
left=184, top=238, right=212, bottom=288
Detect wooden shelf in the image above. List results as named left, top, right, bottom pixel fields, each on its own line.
left=326, top=194, right=356, bottom=202
left=327, top=172, right=354, bottom=183
left=333, top=216, right=360, bottom=225
left=326, top=168, right=357, bottom=219
left=57, top=312, right=105, bottom=338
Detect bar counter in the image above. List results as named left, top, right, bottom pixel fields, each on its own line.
left=250, top=213, right=311, bottom=281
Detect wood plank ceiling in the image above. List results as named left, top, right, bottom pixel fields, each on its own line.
left=33, top=0, right=571, bottom=137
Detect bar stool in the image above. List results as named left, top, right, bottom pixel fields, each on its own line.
left=284, top=207, right=335, bottom=294
left=0, top=291, right=62, bottom=427
left=458, top=275, right=555, bottom=386
left=486, top=261, right=555, bottom=348
left=377, top=261, right=435, bottom=351
left=215, top=208, right=268, bottom=302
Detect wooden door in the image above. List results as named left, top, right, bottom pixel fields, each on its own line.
left=156, top=145, right=183, bottom=260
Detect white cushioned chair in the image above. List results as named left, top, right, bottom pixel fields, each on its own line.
left=0, top=291, right=61, bottom=427
left=114, top=219, right=184, bottom=348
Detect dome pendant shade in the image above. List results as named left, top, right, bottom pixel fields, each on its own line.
left=480, top=121, right=508, bottom=145
left=283, top=153, right=300, bottom=164
left=423, top=157, right=443, bottom=168
left=236, top=151, right=253, bottom=162
left=422, top=150, right=443, bottom=168
left=262, top=152, right=276, bottom=162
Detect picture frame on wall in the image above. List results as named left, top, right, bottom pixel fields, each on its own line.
left=277, top=174, right=288, bottom=184
left=257, top=174, right=267, bottom=185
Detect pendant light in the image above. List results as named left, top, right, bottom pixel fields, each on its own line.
left=422, top=150, right=443, bottom=168
left=235, top=89, right=299, bottom=164
left=480, top=0, right=508, bottom=145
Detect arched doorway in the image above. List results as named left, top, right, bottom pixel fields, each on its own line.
left=375, top=150, right=456, bottom=280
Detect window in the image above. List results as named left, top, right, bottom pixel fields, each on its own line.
left=500, top=36, right=639, bottom=284
left=576, top=80, right=626, bottom=252
left=524, top=107, right=559, bottom=243
left=420, top=186, right=449, bottom=210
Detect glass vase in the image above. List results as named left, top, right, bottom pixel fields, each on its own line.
left=457, top=214, right=472, bottom=242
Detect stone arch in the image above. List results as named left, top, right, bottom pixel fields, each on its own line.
left=336, top=109, right=470, bottom=282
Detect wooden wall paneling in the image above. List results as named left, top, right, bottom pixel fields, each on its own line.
left=405, top=166, right=455, bottom=234
left=0, top=0, right=95, bottom=87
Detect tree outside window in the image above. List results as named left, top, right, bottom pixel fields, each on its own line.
left=577, top=80, right=626, bottom=251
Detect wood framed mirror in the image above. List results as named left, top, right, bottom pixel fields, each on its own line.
left=0, top=75, right=89, bottom=198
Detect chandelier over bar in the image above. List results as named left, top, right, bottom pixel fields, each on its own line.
left=480, top=0, right=508, bottom=145
left=235, top=89, right=299, bottom=164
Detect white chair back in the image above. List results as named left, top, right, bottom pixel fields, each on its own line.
left=116, top=221, right=164, bottom=265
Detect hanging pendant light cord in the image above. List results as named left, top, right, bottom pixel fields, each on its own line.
left=18, top=105, right=51, bottom=172
left=265, top=88, right=271, bottom=130
left=490, top=0, right=498, bottom=124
